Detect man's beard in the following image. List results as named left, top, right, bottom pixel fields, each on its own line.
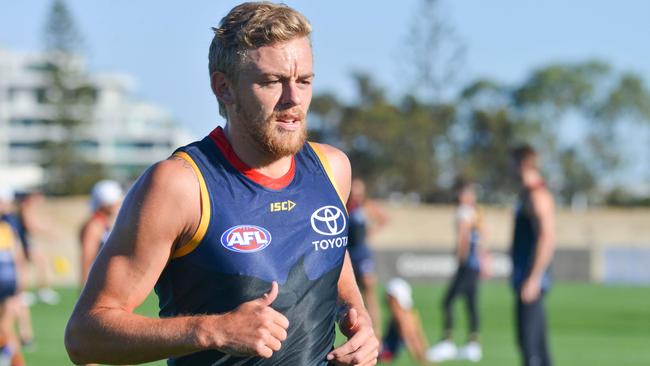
left=236, top=102, right=307, bottom=159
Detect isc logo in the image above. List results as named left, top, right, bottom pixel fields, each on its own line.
left=220, top=225, right=272, bottom=253
left=270, top=200, right=296, bottom=212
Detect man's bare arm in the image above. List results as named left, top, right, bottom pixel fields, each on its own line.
left=79, top=220, right=104, bottom=287
left=387, top=298, right=426, bottom=363
left=65, top=158, right=205, bottom=364
left=529, top=189, right=555, bottom=280
left=456, top=219, right=472, bottom=263
left=520, top=188, right=556, bottom=303
left=65, top=157, right=292, bottom=365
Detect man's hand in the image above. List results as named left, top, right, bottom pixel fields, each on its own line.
left=328, top=308, right=379, bottom=366
left=206, top=281, right=290, bottom=358
left=520, top=276, right=542, bottom=304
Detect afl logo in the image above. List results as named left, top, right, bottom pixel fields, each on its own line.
left=220, top=225, right=272, bottom=253
left=311, top=206, right=346, bottom=236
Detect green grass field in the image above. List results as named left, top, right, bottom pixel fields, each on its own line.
left=24, top=282, right=650, bottom=366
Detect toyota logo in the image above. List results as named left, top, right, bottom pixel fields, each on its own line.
left=310, top=206, right=346, bottom=236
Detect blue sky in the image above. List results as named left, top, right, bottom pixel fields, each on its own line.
left=3, top=0, right=649, bottom=136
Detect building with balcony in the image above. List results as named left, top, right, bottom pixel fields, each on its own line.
left=0, top=47, right=194, bottom=189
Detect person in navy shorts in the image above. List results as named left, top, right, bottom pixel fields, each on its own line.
left=347, top=178, right=387, bottom=339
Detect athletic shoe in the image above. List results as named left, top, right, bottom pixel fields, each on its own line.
left=457, top=341, right=482, bottom=362
left=426, top=340, right=457, bottom=362
left=378, top=349, right=394, bottom=363
left=0, top=345, right=13, bottom=366
left=37, top=288, right=60, bottom=305
left=21, top=292, right=36, bottom=307
left=19, top=338, right=34, bottom=353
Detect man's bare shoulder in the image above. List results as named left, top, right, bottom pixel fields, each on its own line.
left=530, top=186, right=555, bottom=213
left=122, top=157, right=201, bottom=231
left=139, top=156, right=200, bottom=198
left=310, top=142, right=350, bottom=173
left=310, top=142, right=351, bottom=200
left=106, top=157, right=201, bottom=254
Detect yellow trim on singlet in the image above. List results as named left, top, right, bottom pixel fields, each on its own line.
left=0, top=223, right=15, bottom=250
left=308, top=142, right=347, bottom=210
left=170, top=151, right=211, bottom=259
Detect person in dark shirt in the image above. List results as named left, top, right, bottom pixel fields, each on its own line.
left=347, top=178, right=387, bottom=339
left=511, top=144, right=555, bottom=366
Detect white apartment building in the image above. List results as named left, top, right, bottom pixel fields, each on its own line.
left=0, top=47, right=194, bottom=188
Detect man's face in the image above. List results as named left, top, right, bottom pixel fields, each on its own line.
left=350, top=179, right=366, bottom=203
left=458, top=187, right=475, bottom=205
left=513, top=155, right=537, bottom=186
left=231, top=36, right=313, bottom=158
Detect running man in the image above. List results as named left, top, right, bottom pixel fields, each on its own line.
left=65, top=2, right=378, bottom=365
left=511, top=145, right=555, bottom=366
left=427, top=180, right=485, bottom=363
left=78, top=180, right=123, bottom=287
left=347, top=178, right=387, bottom=338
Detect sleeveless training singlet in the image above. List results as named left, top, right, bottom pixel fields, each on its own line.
left=0, top=216, right=17, bottom=301
left=154, top=127, right=349, bottom=366
left=5, top=213, right=30, bottom=259
left=511, top=188, right=551, bottom=290
left=456, top=204, right=480, bottom=271
left=347, top=204, right=375, bottom=278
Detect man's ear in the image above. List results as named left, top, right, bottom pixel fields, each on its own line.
left=211, top=71, right=235, bottom=105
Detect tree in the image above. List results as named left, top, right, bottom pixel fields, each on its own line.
left=454, top=61, right=650, bottom=203
left=311, top=73, right=455, bottom=198
left=42, top=0, right=104, bottom=195
left=403, top=0, right=465, bottom=103
left=312, top=61, right=650, bottom=203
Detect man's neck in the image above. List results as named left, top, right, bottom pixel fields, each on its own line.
left=522, top=169, right=544, bottom=190
left=223, top=124, right=293, bottom=179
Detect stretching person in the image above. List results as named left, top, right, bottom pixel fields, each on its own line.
left=428, top=180, right=485, bottom=363
left=378, top=278, right=428, bottom=364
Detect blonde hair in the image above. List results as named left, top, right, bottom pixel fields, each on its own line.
left=208, top=2, right=312, bottom=118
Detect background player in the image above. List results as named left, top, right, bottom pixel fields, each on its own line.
left=378, top=277, right=428, bottom=364
left=427, top=180, right=486, bottom=363
left=0, top=187, right=26, bottom=366
left=78, top=180, right=123, bottom=287
left=511, top=145, right=555, bottom=366
left=347, top=177, right=388, bottom=338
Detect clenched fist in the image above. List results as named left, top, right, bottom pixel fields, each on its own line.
left=198, top=281, right=290, bottom=358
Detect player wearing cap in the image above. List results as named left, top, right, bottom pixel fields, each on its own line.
left=78, top=180, right=123, bottom=287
